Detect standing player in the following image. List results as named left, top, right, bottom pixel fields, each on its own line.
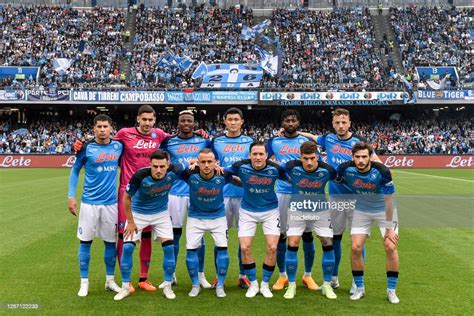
left=114, top=150, right=182, bottom=301
left=160, top=110, right=211, bottom=288
left=68, top=114, right=123, bottom=297
left=267, top=110, right=318, bottom=291
left=297, top=108, right=380, bottom=293
left=281, top=141, right=338, bottom=300
left=228, top=141, right=289, bottom=298
left=182, top=149, right=237, bottom=298
left=210, top=107, right=254, bottom=288
left=337, top=142, right=399, bottom=304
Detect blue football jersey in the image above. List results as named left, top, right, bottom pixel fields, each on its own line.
left=228, top=159, right=289, bottom=212
left=126, top=164, right=184, bottom=215
left=267, top=135, right=312, bottom=194
left=317, top=133, right=367, bottom=195
left=160, top=135, right=210, bottom=196
left=181, top=169, right=233, bottom=219
left=284, top=160, right=337, bottom=195
left=337, top=161, right=395, bottom=213
left=210, top=134, right=254, bottom=197
left=68, top=140, right=123, bottom=205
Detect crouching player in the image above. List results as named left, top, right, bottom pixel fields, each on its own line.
left=68, top=114, right=123, bottom=297
left=337, top=142, right=400, bottom=304
left=282, top=141, right=338, bottom=300
left=182, top=149, right=240, bottom=298
left=227, top=141, right=289, bottom=298
left=114, top=150, right=182, bottom=301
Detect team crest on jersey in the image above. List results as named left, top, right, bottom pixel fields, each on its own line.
left=370, top=173, right=377, bottom=179
left=166, top=176, right=172, bottom=181
left=318, top=172, right=325, bottom=178
left=193, top=137, right=199, bottom=143
left=113, top=143, right=120, bottom=150
left=267, top=170, right=274, bottom=175
left=298, top=138, right=305, bottom=144
left=351, top=141, right=357, bottom=146
left=151, top=132, right=157, bottom=139
left=215, top=178, right=222, bottom=184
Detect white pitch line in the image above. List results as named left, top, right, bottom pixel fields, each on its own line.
left=394, top=170, right=474, bottom=183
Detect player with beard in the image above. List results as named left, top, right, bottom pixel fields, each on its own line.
left=337, top=142, right=399, bottom=304
left=267, top=110, right=318, bottom=292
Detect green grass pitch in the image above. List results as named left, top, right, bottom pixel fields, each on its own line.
left=0, top=168, right=473, bottom=315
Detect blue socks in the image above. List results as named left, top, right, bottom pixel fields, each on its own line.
left=238, top=244, right=245, bottom=275
left=216, top=247, right=229, bottom=287
left=302, top=232, right=315, bottom=274
left=120, top=242, right=136, bottom=282
left=243, top=263, right=257, bottom=282
left=78, top=241, right=92, bottom=279
left=262, top=264, right=275, bottom=283
left=332, top=234, right=342, bottom=277
left=352, top=270, right=364, bottom=288
left=162, top=241, right=175, bottom=282
left=103, top=241, right=117, bottom=276
left=186, top=249, right=199, bottom=286
left=387, top=271, right=399, bottom=290
left=322, top=246, right=335, bottom=282
left=286, top=246, right=298, bottom=282
left=277, top=235, right=287, bottom=273
left=198, top=238, right=205, bottom=273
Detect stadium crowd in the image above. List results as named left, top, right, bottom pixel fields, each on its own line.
left=390, top=6, right=473, bottom=88
left=0, top=5, right=126, bottom=89
left=1, top=113, right=471, bottom=155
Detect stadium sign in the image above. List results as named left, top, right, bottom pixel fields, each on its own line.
left=27, top=89, right=70, bottom=101
left=259, top=92, right=405, bottom=106
left=71, top=91, right=166, bottom=102
left=416, top=90, right=474, bottom=104
left=1, top=155, right=472, bottom=169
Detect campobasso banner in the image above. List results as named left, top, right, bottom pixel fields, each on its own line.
left=1, top=155, right=472, bottom=169
left=260, top=91, right=405, bottom=106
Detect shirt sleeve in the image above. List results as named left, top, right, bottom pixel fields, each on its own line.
left=267, top=138, right=274, bottom=157
left=126, top=172, right=142, bottom=197
left=316, top=134, right=326, bottom=149
left=379, top=168, right=395, bottom=195
left=68, top=147, right=87, bottom=198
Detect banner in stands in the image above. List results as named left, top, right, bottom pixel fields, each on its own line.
left=200, top=64, right=263, bottom=89
left=0, top=90, right=25, bottom=101
left=69, top=90, right=258, bottom=103
left=260, top=91, right=404, bottom=106
left=1, top=155, right=472, bottom=169
left=27, top=89, right=70, bottom=101
left=417, top=89, right=474, bottom=103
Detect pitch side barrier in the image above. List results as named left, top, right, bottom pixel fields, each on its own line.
left=1, top=155, right=472, bottom=169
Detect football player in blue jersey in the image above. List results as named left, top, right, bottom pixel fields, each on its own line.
left=210, top=107, right=254, bottom=289
left=281, top=141, right=338, bottom=300
left=337, top=142, right=399, bottom=304
left=113, top=150, right=184, bottom=301
left=267, top=110, right=318, bottom=291
left=68, top=114, right=123, bottom=297
left=181, top=148, right=240, bottom=298
left=297, top=108, right=380, bottom=293
left=228, top=141, right=289, bottom=298
left=160, top=110, right=212, bottom=289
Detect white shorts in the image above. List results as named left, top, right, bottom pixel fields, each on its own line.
left=351, top=209, right=399, bottom=237
left=277, top=193, right=291, bottom=234
left=287, top=210, right=333, bottom=238
left=124, top=211, right=174, bottom=242
left=224, top=197, right=241, bottom=228
left=329, top=196, right=355, bottom=235
left=77, top=203, right=117, bottom=243
left=238, top=208, right=280, bottom=237
left=168, top=195, right=189, bottom=228
left=186, top=217, right=228, bottom=249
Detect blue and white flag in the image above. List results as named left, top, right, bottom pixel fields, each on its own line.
left=157, top=51, right=179, bottom=70
left=255, top=45, right=283, bottom=77
left=200, top=64, right=263, bottom=89
left=175, top=55, right=194, bottom=72
left=53, top=58, right=74, bottom=74
left=191, top=62, right=208, bottom=80
left=240, top=19, right=271, bottom=40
